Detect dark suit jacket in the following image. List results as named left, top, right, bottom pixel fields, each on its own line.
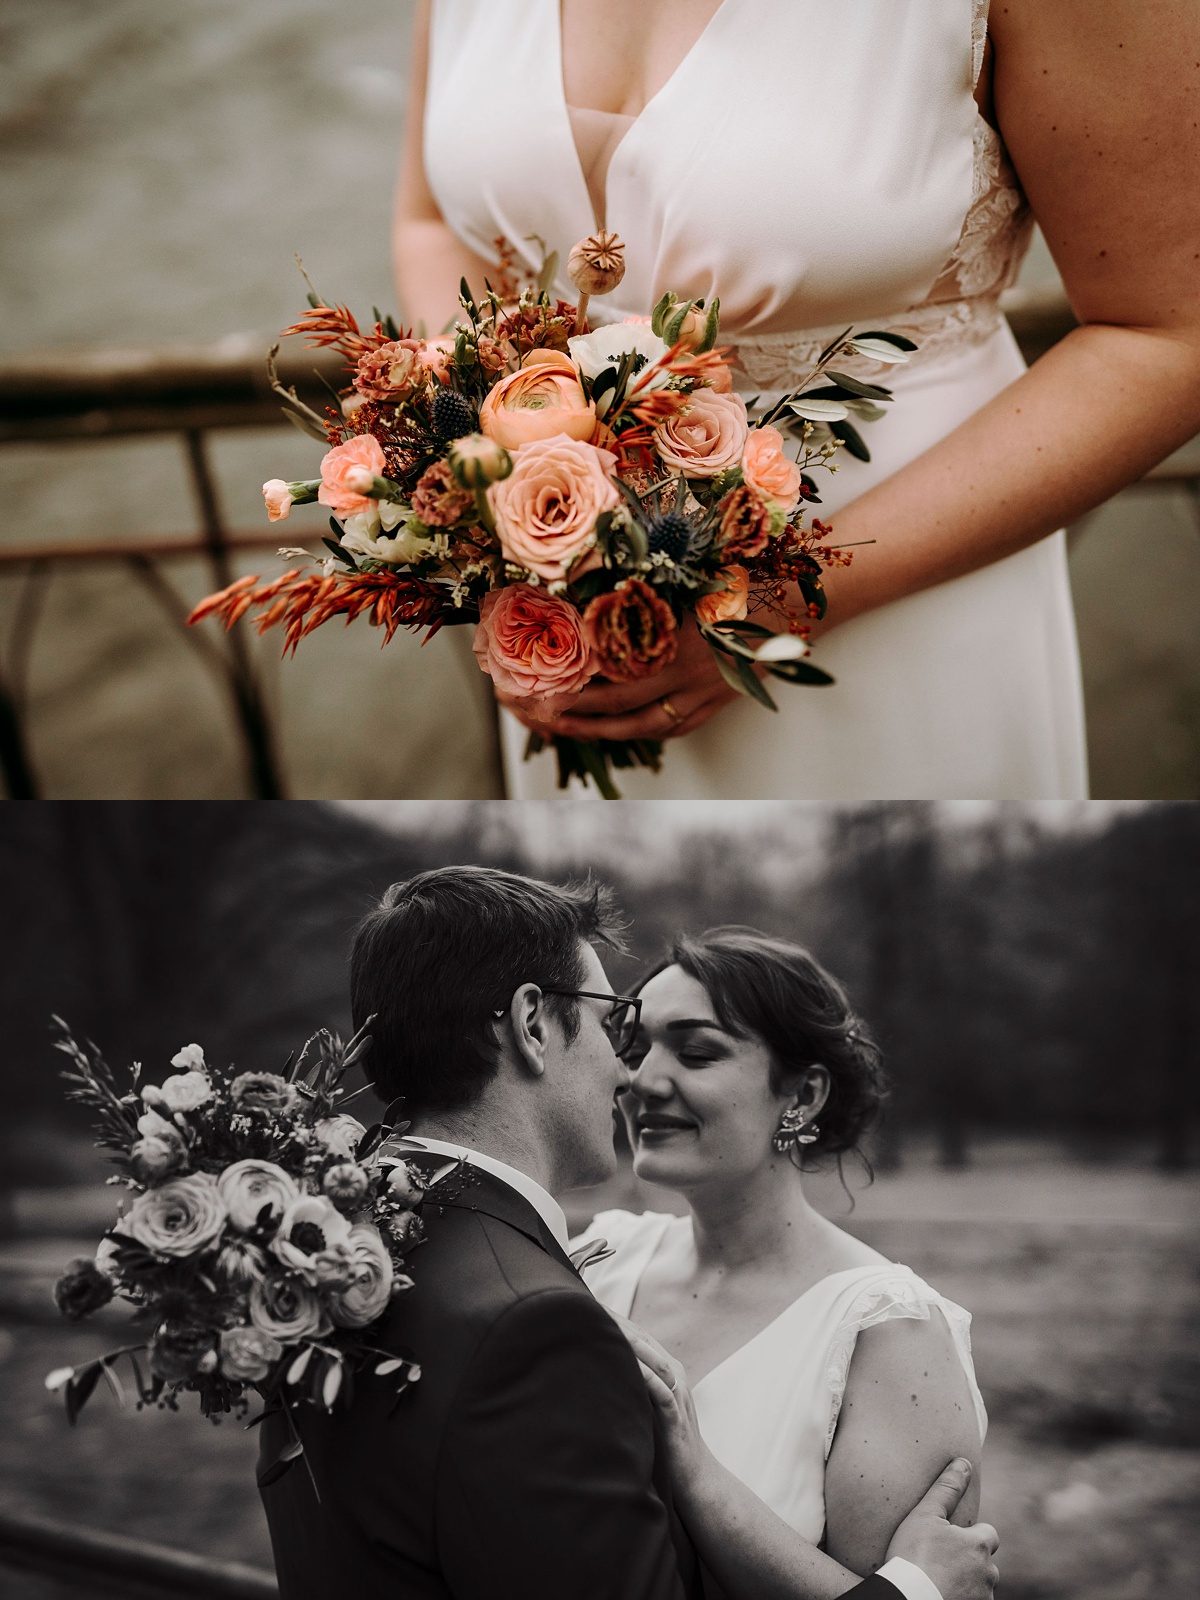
left=259, top=1161, right=904, bottom=1600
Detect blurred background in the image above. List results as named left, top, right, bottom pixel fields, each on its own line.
left=0, top=798, right=1197, bottom=1598
left=2, top=2, right=1200, bottom=799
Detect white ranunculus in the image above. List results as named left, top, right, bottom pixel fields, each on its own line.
left=154, top=1071, right=212, bottom=1114
left=568, top=321, right=670, bottom=385
left=327, top=1223, right=394, bottom=1329
left=218, top=1159, right=299, bottom=1234
left=124, top=1173, right=226, bottom=1256
left=312, top=1115, right=367, bottom=1160
left=272, top=1194, right=354, bottom=1284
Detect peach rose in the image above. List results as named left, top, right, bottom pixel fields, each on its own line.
left=473, top=585, right=593, bottom=711
left=488, top=435, right=619, bottom=582
left=479, top=352, right=596, bottom=451
left=263, top=480, right=293, bottom=522
left=695, top=565, right=751, bottom=625
left=742, top=426, right=803, bottom=512
left=318, top=435, right=386, bottom=518
left=653, top=390, right=748, bottom=478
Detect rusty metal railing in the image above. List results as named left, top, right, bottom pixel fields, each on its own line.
left=0, top=1507, right=277, bottom=1599
left=1, top=292, right=1196, bottom=798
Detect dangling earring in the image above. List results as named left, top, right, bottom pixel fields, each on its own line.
left=773, top=1103, right=820, bottom=1154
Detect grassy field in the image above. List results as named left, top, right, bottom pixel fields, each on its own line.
left=1, top=1147, right=1197, bottom=1599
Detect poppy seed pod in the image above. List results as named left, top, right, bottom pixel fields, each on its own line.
left=567, top=230, right=626, bottom=297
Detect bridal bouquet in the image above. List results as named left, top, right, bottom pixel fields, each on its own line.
left=43, top=1018, right=445, bottom=1447
left=188, top=232, right=913, bottom=796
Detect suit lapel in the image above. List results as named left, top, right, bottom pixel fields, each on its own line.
left=406, top=1155, right=577, bottom=1275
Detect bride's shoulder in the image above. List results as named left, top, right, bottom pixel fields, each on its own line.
left=570, top=1207, right=680, bottom=1255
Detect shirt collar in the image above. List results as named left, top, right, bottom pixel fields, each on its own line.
left=398, top=1134, right=570, bottom=1253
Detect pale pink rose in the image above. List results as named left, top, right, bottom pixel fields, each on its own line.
left=473, top=585, right=593, bottom=712
left=318, top=435, right=386, bottom=518
left=479, top=352, right=596, bottom=451
left=488, top=436, right=619, bottom=582
left=742, top=426, right=803, bottom=512
left=695, top=564, right=751, bottom=625
left=653, top=390, right=748, bottom=478
left=263, top=480, right=294, bottom=522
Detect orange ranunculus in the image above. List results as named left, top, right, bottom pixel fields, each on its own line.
left=478, top=351, right=596, bottom=451
left=473, top=585, right=593, bottom=712
left=695, top=565, right=751, bottom=625
left=318, top=435, right=386, bottom=518
left=742, top=426, right=803, bottom=512
left=583, top=580, right=679, bottom=682
left=652, top=389, right=748, bottom=478
left=488, top=435, right=619, bottom=582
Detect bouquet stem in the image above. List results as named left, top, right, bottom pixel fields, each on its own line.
left=525, top=732, right=664, bottom=799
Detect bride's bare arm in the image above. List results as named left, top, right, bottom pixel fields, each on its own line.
left=394, top=0, right=499, bottom=333
left=617, top=1314, right=998, bottom=1600
left=526, top=0, right=1200, bottom=744
left=823, top=1314, right=982, bottom=1575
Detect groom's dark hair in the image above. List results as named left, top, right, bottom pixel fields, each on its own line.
left=351, top=865, right=627, bottom=1115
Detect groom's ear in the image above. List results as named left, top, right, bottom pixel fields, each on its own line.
left=501, top=982, right=551, bottom=1080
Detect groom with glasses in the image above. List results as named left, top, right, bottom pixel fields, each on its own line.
left=258, top=865, right=997, bottom=1600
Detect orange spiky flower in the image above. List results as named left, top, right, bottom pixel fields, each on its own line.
left=280, top=304, right=398, bottom=369
left=187, top=568, right=451, bottom=653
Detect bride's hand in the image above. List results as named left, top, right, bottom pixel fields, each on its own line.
left=608, top=1312, right=712, bottom=1494
left=495, top=617, right=740, bottom=742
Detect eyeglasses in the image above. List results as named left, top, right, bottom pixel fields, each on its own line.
left=542, top=990, right=643, bottom=1059
left=493, top=989, right=642, bottom=1058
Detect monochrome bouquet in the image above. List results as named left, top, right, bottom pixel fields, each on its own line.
left=188, top=232, right=913, bottom=796
left=44, top=1017, right=446, bottom=1458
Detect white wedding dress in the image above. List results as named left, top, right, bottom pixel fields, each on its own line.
left=573, top=1209, right=988, bottom=1544
left=423, top=0, right=1088, bottom=799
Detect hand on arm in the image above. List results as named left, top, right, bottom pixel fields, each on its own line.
left=617, top=1313, right=998, bottom=1600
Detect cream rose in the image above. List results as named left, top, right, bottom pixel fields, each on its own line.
left=653, top=390, right=748, bottom=479
left=217, top=1159, right=299, bottom=1234
left=219, top=1325, right=283, bottom=1382
left=249, top=1271, right=329, bottom=1343
left=479, top=351, right=596, bottom=451
left=327, top=1223, right=394, bottom=1329
left=124, top=1174, right=226, bottom=1257
left=488, top=436, right=619, bottom=582
left=272, top=1194, right=354, bottom=1284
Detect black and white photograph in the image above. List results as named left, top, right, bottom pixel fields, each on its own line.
left=0, top=799, right=1196, bottom=1600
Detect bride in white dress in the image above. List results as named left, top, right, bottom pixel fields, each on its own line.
left=569, top=928, right=988, bottom=1587
left=397, top=0, right=1200, bottom=798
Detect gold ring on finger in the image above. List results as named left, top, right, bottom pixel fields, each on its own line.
left=659, top=696, right=684, bottom=729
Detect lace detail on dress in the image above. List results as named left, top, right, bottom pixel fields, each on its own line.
left=822, top=1275, right=987, bottom=1461
left=731, top=0, right=1033, bottom=392
left=972, top=0, right=990, bottom=88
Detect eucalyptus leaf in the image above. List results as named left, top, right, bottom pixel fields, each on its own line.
left=824, top=371, right=894, bottom=401
left=831, top=418, right=871, bottom=462
left=766, top=659, right=836, bottom=687
left=855, top=329, right=918, bottom=351
left=789, top=397, right=850, bottom=423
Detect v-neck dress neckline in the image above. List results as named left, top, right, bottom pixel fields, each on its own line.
left=555, top=0, right=735, bottom=232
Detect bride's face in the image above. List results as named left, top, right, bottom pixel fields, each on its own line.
left=620, top=964, right=789, bottom=1189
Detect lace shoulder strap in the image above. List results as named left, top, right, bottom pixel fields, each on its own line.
left=822, top=1268, right=988, bottom=1460
left=972, top=0, right=990, bottom=88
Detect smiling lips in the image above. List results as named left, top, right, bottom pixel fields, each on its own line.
left=635, top=1113, right=696, bottom=1139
